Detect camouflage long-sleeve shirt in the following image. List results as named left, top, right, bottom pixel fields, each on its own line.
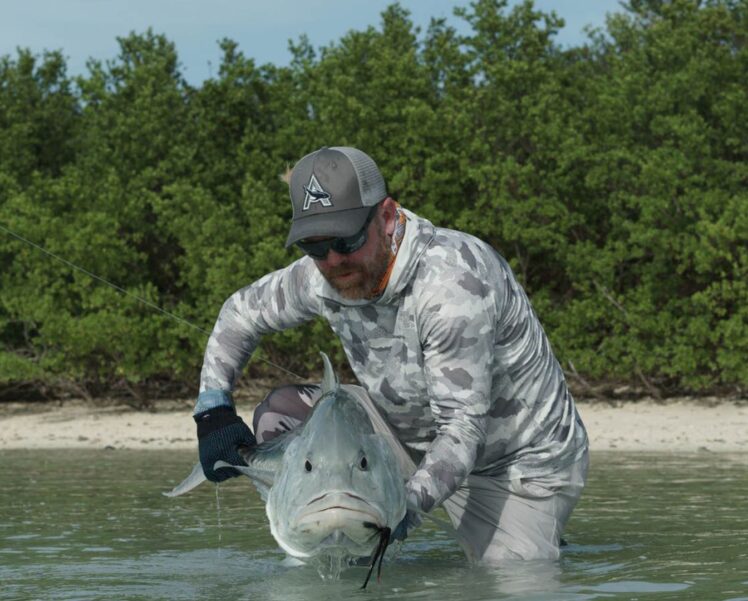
left=197, top=208, right=588, bottom=514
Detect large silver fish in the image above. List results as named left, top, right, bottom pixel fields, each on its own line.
left=165, top=353, right=408, bottom=583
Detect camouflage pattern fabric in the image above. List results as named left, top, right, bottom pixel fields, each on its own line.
left=197, top=208, right=588, bottom=515
left=252, top=384, right=319, bottom=443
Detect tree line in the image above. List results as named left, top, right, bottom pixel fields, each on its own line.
left=1, top=0, right=746, bottom=403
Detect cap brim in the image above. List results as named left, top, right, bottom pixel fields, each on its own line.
left=285, top=206, right=372, bottom=248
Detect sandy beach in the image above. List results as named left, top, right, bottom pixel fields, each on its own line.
left=0, top=396, right=745, bottom=453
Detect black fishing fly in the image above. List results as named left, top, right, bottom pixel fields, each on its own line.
left=360, top=522, right=392, bottom=589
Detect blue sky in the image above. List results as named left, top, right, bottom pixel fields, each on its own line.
left=2, top=1, right=624, bottom=84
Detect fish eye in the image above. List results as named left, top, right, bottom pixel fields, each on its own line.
left=359, top=456, right=368, bottom=470
left=304, top=460, right=312, bottom=472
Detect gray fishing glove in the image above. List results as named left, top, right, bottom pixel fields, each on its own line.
left=194, top=405, right=255, bottom=482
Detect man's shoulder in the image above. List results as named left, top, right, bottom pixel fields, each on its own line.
left=404, top=222, right=510, bottom=307
left=418, top=223, right=504, bottom=275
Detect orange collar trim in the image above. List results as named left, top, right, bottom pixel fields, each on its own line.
left=370, top=204, right=407, bottom=298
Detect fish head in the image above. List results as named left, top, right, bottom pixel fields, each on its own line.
left=266, top=385, right=406, bottom=559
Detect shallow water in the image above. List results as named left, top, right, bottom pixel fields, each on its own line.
left=0, top=450, right=746, bottom=600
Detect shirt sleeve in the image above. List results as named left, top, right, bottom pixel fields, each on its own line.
left=405, top=267, right=498, bottom=513
left=195, top=258, right=320, bottom=413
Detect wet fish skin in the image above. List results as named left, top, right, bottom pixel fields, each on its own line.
left=166, top=353, right=406, bottom=563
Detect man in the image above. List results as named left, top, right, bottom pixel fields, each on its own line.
left=193, top=146, right=589, bottom=563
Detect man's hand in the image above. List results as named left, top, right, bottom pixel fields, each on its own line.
left=391, top=508, right=422, bottom=544
left=194, top=405, right=256, bottom=482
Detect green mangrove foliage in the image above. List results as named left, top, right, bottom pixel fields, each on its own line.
left=0, top=0, right=746, bottom=399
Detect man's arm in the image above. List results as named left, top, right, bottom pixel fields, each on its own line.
left=196, top=258, right=320, bottom=413
left=405, top=267, right=498, bottom=513
left=193, top=258, right=320, bottom=482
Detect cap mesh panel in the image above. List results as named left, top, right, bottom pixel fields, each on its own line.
left=332, top=147, right=386, bottom=207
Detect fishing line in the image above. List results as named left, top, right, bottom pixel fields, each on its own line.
left=0, top=222, right=304, bottom=381
left=216, top=483, right=223, bottom=550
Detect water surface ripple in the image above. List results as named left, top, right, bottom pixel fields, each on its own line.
left=1, top=449, right=745, bottom=600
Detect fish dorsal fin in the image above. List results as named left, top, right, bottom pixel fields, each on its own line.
left=319, top=352, right=339, bottom=395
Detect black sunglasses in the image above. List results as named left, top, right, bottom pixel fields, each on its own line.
left=296, top=205, right=379, bottom=260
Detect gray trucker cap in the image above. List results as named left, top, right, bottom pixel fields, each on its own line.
left=285, top=146, right=387, bottom=247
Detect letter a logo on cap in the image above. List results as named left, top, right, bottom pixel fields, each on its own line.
left=302, top=174, right=333, bottom=211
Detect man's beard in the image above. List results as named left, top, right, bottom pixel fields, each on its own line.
left=317, top=226, right=391, bottom=300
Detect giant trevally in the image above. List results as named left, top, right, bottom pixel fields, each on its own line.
left=165, top=353, right=410, bottom=587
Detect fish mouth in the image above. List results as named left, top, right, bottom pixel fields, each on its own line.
left=271, top=492, right=388, bottom=560
left=294, top=491, right=386, bottom=533
left=305, top=490, right=370, bottom=508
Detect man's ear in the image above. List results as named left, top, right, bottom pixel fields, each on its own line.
left=380, top=197, right=398, bottom=237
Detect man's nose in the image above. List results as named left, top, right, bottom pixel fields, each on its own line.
left=321, top=249, right=346, bottom=267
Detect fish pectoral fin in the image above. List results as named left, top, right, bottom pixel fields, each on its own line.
left=236, top=442, right=255, bottom=463
left=163, top=462, right=206, bottom=497
left=238, top=429, right=294, bottom=465
left=213, top=460, right=273, bottom=501
left=213, top=460, right=254, bottom=476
